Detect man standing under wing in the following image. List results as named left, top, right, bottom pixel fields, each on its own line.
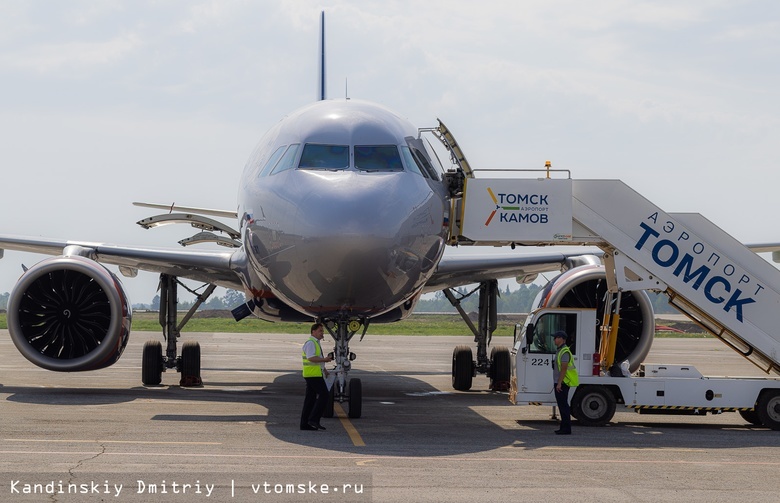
left=300, top=322, right=333, bottom=431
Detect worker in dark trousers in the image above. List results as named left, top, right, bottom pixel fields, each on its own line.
left=553, top=330, right=579, bottom=435
left=300, top=322, right=333, bottom=430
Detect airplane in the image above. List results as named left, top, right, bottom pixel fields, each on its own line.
left=1, top=13, right=774, bottom=418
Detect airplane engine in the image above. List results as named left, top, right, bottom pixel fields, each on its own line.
left=7, top=255, right=132, bottom=372
left=536, top=264, right=654, bottom=373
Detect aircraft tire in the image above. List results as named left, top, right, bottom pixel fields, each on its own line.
left=739, top=409, right=762, bottom=426
left=348, top=378, right=362, bottom=419
left=323, top=385, right=335, bottom=418
left=180, top=341, right=202, bottom=386
left=571, top=386, right=616, bottom=426
left=756, top=390, right=780, bottom=430
left=490, top=346, right=511, bottom=391
left=142, top=340, right=163, bottom=386
left=452, top=345, right=473, bottom=391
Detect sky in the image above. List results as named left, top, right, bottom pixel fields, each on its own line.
left=1, top=0, right=779, bottom=307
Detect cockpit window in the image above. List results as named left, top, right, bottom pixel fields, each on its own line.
left=257, top=145, right=287, bottom=178
left=399, top=146, right=425, bottom=177
left=269, top=144, right=300, bottom=176
left=423, top=138, right=446, bottom=178
left=298, top=144, right=349, bottom=170
left=405, top=137, right=442, bottom=181
left=354, top=145, right=403, bottom=172
left=409, top=146, right=440, bottom=181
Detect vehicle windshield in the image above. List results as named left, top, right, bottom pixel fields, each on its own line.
left=298, top=144, right=350, bottom=170
left=354, top=145, right=403, bottom=172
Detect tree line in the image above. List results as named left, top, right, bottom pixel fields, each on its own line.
left=0, top=286, right=677, bottom=314
left=415, top=284, right=677, bottom=314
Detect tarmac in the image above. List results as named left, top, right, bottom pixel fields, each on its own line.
left=1, top=329, right=779, bottom=502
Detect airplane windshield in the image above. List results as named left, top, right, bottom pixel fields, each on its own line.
left=354, top=145, right=403, bottom=172
left=405, top=137, right=441, bottom=181
left=257, top=145, right=287, bottom=178
left=269, top=144, right=300, bottom=176
left=399, top=147, right=424, bottom=177
left=298, top=144, right=349, bottom=170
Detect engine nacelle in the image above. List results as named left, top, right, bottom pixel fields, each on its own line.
left=535, top=264, right=655, bottom=373
left=7, top=255, right=132, bottom=371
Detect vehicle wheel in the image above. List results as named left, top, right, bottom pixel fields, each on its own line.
left=180, top=341, right=202, bottom=386
left=348, top=378, right=362, bottom=419
left=756, top=390, right=780, bottom=430
left=738, top=409, right=762, bottom=426
left=452, top=345, right=473, bottom=391
left=571, top=386, right=616, bottom=426
left=323, top=385, right=335, bottom=418
left=142, top=340, right=163, bottom=386
left=490, top=346, right=511, bottom=391
left=571, top=398, right=583, bottom=421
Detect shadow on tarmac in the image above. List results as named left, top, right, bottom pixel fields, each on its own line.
left=4, top=369, right=779, bottom=455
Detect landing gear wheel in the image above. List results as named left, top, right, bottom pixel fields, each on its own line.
left=142, top=340, right=163, bottom=386
left=323, top=385, right=335, bottom=418
left=348, top=378, right=362, bottom=419
left=489, top=346, right=511, bottom=391
left=756, top=390, right=780, bottom=430
left=739, top=409, right=762, bottom=426
left=180, top=341, right=202, bottom=387
left=571, top=386, right=616, bottom=426
left=452, top=345, right=474, bottom=391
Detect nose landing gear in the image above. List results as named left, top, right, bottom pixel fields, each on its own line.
left=321, top=316, right=365, bottom=418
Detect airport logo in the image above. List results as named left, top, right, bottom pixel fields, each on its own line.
left=461, top=178, right=572, bottom=242
left=483, top=187, right=550, bottom=226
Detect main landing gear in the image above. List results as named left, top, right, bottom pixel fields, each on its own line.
left=445, top=279, right=511, bottom=392
left=321, top=317, right=365, bottom=419
left=141, top=274, right=216, bottom=387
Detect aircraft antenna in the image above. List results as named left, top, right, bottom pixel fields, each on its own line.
left=317, top=11, right=326, bottom=101
left=345, top=77, right=349, bottom=100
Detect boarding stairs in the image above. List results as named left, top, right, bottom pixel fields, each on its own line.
left=455, top=177, right=780, bottom=375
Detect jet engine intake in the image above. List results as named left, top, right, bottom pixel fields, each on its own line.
left=535, top=264, right=654, bottom=373
left=7, top=255, right=132, bottom=371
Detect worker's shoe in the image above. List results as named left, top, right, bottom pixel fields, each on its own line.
left=309, top=422, right=326, bottom=430
left=554, top=429, right=571, bottom=435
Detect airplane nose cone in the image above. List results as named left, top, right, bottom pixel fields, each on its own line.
left=270, top=170, right=446, bottom=316
left=295, top=172, right=402, bottom=238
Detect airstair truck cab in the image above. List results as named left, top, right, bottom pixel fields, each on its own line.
left=510, top=307, right=780, bottom=429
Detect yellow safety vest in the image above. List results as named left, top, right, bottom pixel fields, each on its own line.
left=557, top=345, right=579, bottom=387
left=302, top=336, right=323, bottom=377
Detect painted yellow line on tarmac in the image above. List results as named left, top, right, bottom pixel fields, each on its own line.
left=5, top=439, right=221, bottom=445
left=334, top=403, right=366, bottom=447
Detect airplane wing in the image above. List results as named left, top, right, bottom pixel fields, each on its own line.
left=0, top=234, right=241, bottom=289
left=745, top=243, right=780, bottom=254
left=422, top=249, right=602, bottom=292
left=424, top=241, right=780, bottom=293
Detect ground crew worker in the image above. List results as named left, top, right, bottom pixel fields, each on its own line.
left=553, top=330, right=579, bottom=435
left=300, top=322, right=333, bottom=431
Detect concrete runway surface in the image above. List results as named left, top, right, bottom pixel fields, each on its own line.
left=1, top=329, right=779, bottom=502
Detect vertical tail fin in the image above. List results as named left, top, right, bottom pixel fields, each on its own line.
left=317, top=11, right=326, bottom=101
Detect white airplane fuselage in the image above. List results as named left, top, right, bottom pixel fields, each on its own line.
left=237, top=99, right=450, bottom=322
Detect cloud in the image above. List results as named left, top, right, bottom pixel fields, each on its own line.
left=1, top=32, right=143, bottom=74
